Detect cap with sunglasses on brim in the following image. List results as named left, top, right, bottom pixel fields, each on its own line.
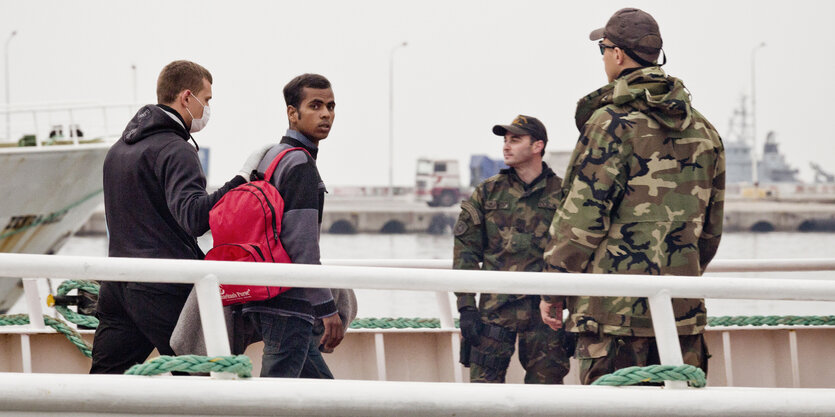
left=492, top=115, right=548, bottom=144
left=590, top=7, right=665, bottom=66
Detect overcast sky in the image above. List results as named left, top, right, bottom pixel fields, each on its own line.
left=2, top=0, right=833, bottom=186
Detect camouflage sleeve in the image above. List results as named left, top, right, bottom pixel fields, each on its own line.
left=453, top=186, right=484, bottom=311
left=698, top=142, right=725, bottom=272
left=544, top=118, right=626, bottom=273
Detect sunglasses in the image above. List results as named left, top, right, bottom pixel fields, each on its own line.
left=598, top=41, right=617, bottom=55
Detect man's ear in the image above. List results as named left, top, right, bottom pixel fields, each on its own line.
left=615, top=47, right=626, bottom=65
left=532, top=139, right=545, bottom=154
left=169, top=89, right=190, bottom=110
left=287, top=105, right=298, bottom=125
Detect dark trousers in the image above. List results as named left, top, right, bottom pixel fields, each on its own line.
left=90, top=282, right=189, bottom=374
left=248, top=312, right=336, bottom=379
left=301, top=323, right=334, bottom=379
left=578, top=334, right=709, bottom=385
left=250, top=312, right=313, bottom=378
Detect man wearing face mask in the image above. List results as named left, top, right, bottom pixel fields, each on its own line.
left=91, top=60, right=271, bottom=374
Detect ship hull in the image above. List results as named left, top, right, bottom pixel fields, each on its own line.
left=0, top=143, right=110, bottom=312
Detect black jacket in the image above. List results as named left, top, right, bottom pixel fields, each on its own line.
left=103, top=104, right=245, bottom=295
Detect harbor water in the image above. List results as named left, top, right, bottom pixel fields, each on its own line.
left=30, top=231, right=834, bottom=318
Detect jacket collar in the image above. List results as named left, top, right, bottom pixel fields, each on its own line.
left=280, top=136, right=319, bottom=160
left=500, top=162, right=554, bottom=192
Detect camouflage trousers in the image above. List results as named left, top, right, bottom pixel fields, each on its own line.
left=576, top=333, right=709, bottom=385
left=470, top=296, right=571, bottom=384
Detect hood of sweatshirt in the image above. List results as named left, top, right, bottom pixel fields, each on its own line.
left=121, top=104, right=189, bottom=145
left=574, top=66, right=694, bottom=133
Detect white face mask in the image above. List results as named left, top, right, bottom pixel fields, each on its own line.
left=185, top=93, right=210, bottom=133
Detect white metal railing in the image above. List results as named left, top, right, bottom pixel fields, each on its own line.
left=0, top=102, right=136, bottom=145
left=1, top=253, right=834, bottom=416
left=322, top=257, right=835, bottom=272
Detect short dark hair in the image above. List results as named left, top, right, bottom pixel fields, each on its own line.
left=156, top=60, right=212, bottom=104
left=283, top=74, right=331, bottom=109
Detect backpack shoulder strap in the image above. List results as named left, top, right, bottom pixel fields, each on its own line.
left=264, top=146, right=311, bottom=182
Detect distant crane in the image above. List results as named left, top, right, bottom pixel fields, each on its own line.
left=810, top=162, right=835, bottom=183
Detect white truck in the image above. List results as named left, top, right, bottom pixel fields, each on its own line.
left=415, top=151, right=571, bottom=207
left=415, top=158, right=463, bottom=207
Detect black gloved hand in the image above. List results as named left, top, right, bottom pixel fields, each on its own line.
left=458, top=307, right=482, bottom=347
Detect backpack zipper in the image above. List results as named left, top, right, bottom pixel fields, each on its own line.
left=245, top=183, right=279, bottom=242
left=250, top=244, right=266, bottom=261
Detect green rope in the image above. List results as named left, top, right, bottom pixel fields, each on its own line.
left=0, top=188, right=103, bottom=240
left=53, top=280, right=100, bottom=328
left=57, top=280, right=100, bottom=296
left=350, top=317, right=460, bottom=329
left=0, top=314, right=92, bottom=358
left=708, top=315, right=835, bottom=327
left=125, top=355, right=252, bottom=377
left=350, top=316, right=835, bottom=329
left=592, top=364, right=706, bottom=387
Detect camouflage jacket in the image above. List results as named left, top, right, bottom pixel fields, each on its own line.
left=454, top=164, right=563, bottom=312
left=544, top=66, right=725, bottom=337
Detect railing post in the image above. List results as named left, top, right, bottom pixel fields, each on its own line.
left=647, top=289, right=687, bottom=389
left=434, top=291, right=464, bottom=382
left=789, top=330, right=800, bottom=388
left=68, top=109, right=78, bottom=145
left=450, top=333, right=463, bottom=383
left=193, top=274, right=233, bottom=379
left=722, top=331, right=734, bottom=386
left=22, top=279, right=44, bottom=330
left=435, top=291, right=454, bottom=329
left=374, top=333, right=387, bottom=381
left=21, top=279, right=45, bottom=374
left=31, top=111, right=40, bottom=146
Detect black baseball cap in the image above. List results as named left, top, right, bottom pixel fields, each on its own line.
left=589, top=8, right=663, bottom=65
left=492, top=115, right=547, bottom=144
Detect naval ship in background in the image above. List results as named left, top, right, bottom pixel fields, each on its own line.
left=0, top=104, right=138, bottom=313
left=724, top=96, right=835, bottom=199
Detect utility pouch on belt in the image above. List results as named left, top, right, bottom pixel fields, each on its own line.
left=479, top=321, right=516, bottom=343
left=459, top=338, right=471, bottom=367
left=467, top=321, right=516, bottom=375
left=469, top=348, right=512, bottom=373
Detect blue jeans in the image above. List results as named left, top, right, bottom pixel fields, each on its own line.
left=300, top=324, right=334, bottom=379
left=250, top=313, right=312, bottom=378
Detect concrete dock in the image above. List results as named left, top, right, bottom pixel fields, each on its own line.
left=78, top=196, right=835, bottom=235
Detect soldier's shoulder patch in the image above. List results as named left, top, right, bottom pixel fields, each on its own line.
left=453, top=219, right=468, bottom=236
left=460, top=201, right=482, bottom=225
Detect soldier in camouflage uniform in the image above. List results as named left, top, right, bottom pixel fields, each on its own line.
left=538, top=8, right=725, bottom=385
left=454, top=115, right=571, bottom=384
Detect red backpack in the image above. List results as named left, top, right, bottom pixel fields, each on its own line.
left=205, top=147, right=308, bottom=306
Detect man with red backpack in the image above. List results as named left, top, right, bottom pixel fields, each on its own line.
left=242, top=73, right=345, bottom=378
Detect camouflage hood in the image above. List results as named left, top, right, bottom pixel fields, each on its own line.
left=574, top=66, right=693, bottom=132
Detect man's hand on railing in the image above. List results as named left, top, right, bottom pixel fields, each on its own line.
left=540, top=299, right=564, bottom=331
left=319, top=314, right=344, bottom=353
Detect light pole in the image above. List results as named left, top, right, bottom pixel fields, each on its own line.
left=389, top=41, right=408, bottom=195
left=131, top=64, right=138, bottom=107
left=750, top=42, right=766, bottom=186
left=4, top=30, right=17, bottom=142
